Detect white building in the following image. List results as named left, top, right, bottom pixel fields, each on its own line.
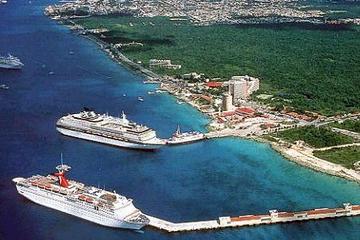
left=228, top=75, right=260, bottom=103
left=222, top=92, right=234, bottom=111
left=149, top=59, right=181, bottom=70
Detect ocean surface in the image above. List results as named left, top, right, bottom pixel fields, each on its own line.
left=0, top=1, right=359, bottom=239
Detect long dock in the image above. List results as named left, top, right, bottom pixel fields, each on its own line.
left=145, top=203, right=360, bottom=233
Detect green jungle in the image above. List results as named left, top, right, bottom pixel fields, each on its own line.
left=74, top=11, right=360, bottom=115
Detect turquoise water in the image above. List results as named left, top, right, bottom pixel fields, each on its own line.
left=0, top=1, right=359, bottom=239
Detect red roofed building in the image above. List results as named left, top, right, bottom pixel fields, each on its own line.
left=206, top=82, right=223, bottom=88
left=217, top=118, right=226, bottom=124
left=222, top=111, right=236, bottom=117
left=260, top=123, right=276, bottom=129
left=200, top=95, right=212, bottom=103
left=236, top=107, right=255, bottom=116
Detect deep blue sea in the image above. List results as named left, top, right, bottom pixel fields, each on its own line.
left=0, top=1, right=359, bottom=239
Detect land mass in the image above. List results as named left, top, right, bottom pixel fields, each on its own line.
left=44, top=1, right=360, bottom=183
left=70, top=15, right=360, bottom=115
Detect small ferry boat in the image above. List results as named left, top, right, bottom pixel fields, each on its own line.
left=167, top=125, right=205, bottom=145
left=0, top=84, right=9, bottom=90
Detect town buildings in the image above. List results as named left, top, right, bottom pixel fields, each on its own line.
left=149, top=59, right=181, bottom=70
left=45, top=0, right=327, bottom=26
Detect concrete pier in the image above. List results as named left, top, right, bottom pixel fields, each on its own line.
left=145, top=203, right=360, bottom=233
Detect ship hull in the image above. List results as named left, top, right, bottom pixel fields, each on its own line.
left=57, top=127, right=163, bottom=150
left=15, top=185, right=146, bottom=230
left=167, top=135, right=205, bottom=145
left=0, top=63, right=22, bottom=69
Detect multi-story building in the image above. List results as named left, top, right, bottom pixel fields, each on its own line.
left=149, top=59, right=181, bottom=69
left=222, top=92, right=234, bottom=111
left=228, top=75, right=260, bottom=103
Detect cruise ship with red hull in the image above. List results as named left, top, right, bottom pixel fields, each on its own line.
left=12, top=163, right=149, bottom=230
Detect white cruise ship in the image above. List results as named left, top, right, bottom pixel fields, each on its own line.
left=167, top=125, right=205, bottom=145
left=0, top=54, right=24, bottom=69
left=13, top=163, right=149, bottom=229
left=56, top=111, right=166, bottom=150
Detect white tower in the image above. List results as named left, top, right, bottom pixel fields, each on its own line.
left=222, top=93, right=234, bottom=111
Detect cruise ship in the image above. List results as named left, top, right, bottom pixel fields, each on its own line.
left=167, top=125, right=205, bottom=145
left=0, top=54, right=24, bottom=69
left=56, top=111, right=166, bottom=150
left=13, top=163, right=149, bottom=229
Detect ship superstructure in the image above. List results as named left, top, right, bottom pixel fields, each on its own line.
left=12, top=163, right=149, bottom=229
left=167, top=125, right=205, bottom=145
left=0, top=54, right=24, bottom=69
left=56, top=111, right=165, bottom=150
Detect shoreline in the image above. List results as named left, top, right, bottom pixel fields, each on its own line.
left=254, top=137, right=360, bottom=184
left=54, top=17, right=360, bottom=185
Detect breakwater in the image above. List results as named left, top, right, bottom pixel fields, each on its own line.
left=146, top=203, right=360, bottom=233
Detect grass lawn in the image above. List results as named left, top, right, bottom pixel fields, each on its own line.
left=313, top=146, right=360, bottom=169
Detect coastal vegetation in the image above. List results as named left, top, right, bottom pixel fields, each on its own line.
left=308, top=0, right=360, bottom=19
left=313, top=146, right=360, bottom=169
left=330, top=119, right=360, bottom=133
left=74, top=16, right=360, bottom=115
left=272, top=126, right=354, bottom=148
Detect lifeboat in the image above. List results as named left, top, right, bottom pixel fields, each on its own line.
left=78, top=195, right=87, bottom=201
left=31, top=182, right=38, bottom=187
left=85, top=197, right=94, bottom=204
left=60, top=190, right=67, bottom=195
left=45, top=185, right=52, bottom=191
left=53, top=188, right=60, bottom=193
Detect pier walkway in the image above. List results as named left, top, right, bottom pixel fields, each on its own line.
left=144, top=203, right=360, bottom=233
left=205, top=129, right=247, bottom=139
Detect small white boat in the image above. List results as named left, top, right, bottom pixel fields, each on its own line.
left=176, top=100, right=184, bottom=105
left=0, top=84, right=9, bottom=90
left=138, top=96, right=144, bottom=102
left=167, top=125, right=205, bottom=145
left=155, top=89, right=166, bottom=93
left=147, top=91, right=155, bottom=95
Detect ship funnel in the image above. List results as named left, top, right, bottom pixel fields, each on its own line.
left=121, top=111, right=130, bottom=124
left=121, top=111, right=126, bottom=120
left=55, top=154, right=71, bottom=188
